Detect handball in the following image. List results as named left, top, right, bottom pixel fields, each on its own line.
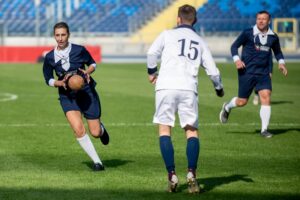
left=68, top=75, right=84, bottom=91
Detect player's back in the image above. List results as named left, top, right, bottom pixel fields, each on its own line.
left=157, top=25, right=205, bottom=92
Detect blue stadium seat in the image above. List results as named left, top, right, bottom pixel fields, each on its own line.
left=0, top=0, right=298, bottom=35
left=195, top=0, right=300, bottom=32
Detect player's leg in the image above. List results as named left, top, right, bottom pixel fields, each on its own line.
left=257, top=74, right=272, bottom=138
left=178, top=91, right=200, bottom=193
left=154, top=90, right=178, bottom=192
left=87, top=119, right=109, bottom=145
left=185, top=126, right=200, bottom=193
left=258, top=89, right=272, bottom=138
left=66, top=111, right=104, bottom=171
left=79, top=87, right=109, bottom=145
left=220, top=72, right=254, bottom=123
left=159, top=125, right=178, bottom=192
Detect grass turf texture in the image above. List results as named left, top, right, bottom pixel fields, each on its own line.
left=0, top=63, right=299, bottom=200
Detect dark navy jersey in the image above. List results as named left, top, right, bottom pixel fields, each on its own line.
left=43, top=43, right=96, bottom=94
left=231, top=27, right=284, bottom=75
left=43, top=43, right=95, bottom=84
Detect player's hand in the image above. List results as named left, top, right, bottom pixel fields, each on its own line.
left=235, top=60, right=246, bottom=69
left=148, top=74, right=157, bottom=85
left=215, top=88, right=224, bottom=97
left=78, top=68, right=90, bottom=83
left=278, top=63, right=288, bottom=76
left=59, top=73, right=72, bottom=90
left=55, top=80, right=67, bottom=90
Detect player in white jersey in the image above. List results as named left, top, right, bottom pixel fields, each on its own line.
left=147, top=4, right=224, bottom=193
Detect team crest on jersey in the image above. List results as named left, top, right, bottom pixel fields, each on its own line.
left=254, top=44, right=270, bottom=52
left=254, top=34, right=270, bottom=52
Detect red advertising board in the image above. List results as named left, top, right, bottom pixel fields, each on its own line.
left=0, top=46, right=101, bottom=63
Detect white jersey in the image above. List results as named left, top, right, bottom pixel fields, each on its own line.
left=147, top=25, right=221, bottom=93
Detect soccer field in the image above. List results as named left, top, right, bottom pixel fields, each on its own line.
left=0, top=62, right=299, bottom=200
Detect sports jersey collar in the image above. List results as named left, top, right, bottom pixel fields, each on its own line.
left=176, top=24, right=196, bottom=32
left=253, top=25, right=275, bottom=35
left=54, top=43, right=72, bottom=70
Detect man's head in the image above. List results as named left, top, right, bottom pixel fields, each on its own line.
left=177, top=4, right=197, bottom=26
left=256, top=10, right=271, bottom=32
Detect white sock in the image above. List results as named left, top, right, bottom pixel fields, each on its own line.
left=77, top=134, right=102, bottom=164
left=225, top=97, right=237, bottom=112
left=100, top=124, right=104, bottom=136
left=260, top=105, right=271, bottom=132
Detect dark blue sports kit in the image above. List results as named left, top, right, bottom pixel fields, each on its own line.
left=231, top=27, right=284, bottom=98
left=43, top=44, right=101, bottom=119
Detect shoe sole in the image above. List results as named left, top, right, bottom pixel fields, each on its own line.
left=187, top=178, right=200, bottom=194
left=219, top=103, right=228, bottom=124
left=260, top=134, right=273, bottom=138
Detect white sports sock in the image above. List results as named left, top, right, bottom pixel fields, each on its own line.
left=260, top=105, right=271, bottom=132
left=77, top=134, right=102, bottom=164
left=100, top=124, right=104, bottom=136
left=225, top=97, right=237, bottom=112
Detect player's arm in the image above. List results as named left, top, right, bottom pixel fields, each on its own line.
left=146, top=32, right=165, bottom=84
left=80, top=47, right=97, bottom=83
left=272, top=36, right=287, bottom=76
left=231, top=31, right=247, bottom=69
left=200, top=40, right=224, bottom=97
left=42, top=54, right=67, bottom=89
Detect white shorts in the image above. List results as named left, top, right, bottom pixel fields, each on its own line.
left=153, top=90, right=198, bottom=128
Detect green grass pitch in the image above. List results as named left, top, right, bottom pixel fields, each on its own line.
left=0, top=62, right=299, bottom=200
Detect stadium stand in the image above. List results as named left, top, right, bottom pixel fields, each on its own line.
left=0, top=0, right=299, bottom=61
left=0, top=0, right=172, bottom=35
left=0, top=0, right=299, bottom=35
left=194, top=0, right=300, bottom=32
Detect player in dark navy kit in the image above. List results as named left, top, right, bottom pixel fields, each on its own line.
left=219, top=10, right=288, bottom=138
left=43, top=22, right=109, bottom=171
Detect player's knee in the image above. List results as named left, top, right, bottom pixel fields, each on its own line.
left=73, top=125, right=86, bottom=138
left=260, top=97, right=271, bottom=105
left=89, top=127, right=101, bottom=138
left=184, top=125, right=198, bottom=138
left=236, top=98, right=248, bottom=106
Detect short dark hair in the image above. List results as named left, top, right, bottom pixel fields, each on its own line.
left=178, top=4, right=197, bottom=25
left=53, top=22, right=70, bottom=35
left=256, top=10, right=271, bottom=19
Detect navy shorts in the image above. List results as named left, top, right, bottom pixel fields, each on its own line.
left=59, top=85, right=101, bottom=119
left=238, top=70, right=272, bottom=98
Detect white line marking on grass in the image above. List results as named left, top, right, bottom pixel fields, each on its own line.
left=0, top=122, right=299, bottom=127
left=0, top=93, right=18, bottom=102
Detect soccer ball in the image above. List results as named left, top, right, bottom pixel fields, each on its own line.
left=68, top=75, right=84, bottom=91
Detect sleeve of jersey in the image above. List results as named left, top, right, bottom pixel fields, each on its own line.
left=146, top=32, right=165, bottom=75
left=271, top=36, right=285, bottom=64
left=230, top=31, right=247, bottom=59
left=82, top=47, right=97, bottom=69
left=42, top=55, right=55, bottom=86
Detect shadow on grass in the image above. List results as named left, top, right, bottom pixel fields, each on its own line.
left=254, top=128, right=300, bottom=135
left=83, top=159, right=134, bottom=170
left=228, top=128, right=300, bottom=136
left=1, top=187, right=299, bottom=200
left=178, top=174, right=253, bottom=193
left=271, top=101, right=293, bottom=105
